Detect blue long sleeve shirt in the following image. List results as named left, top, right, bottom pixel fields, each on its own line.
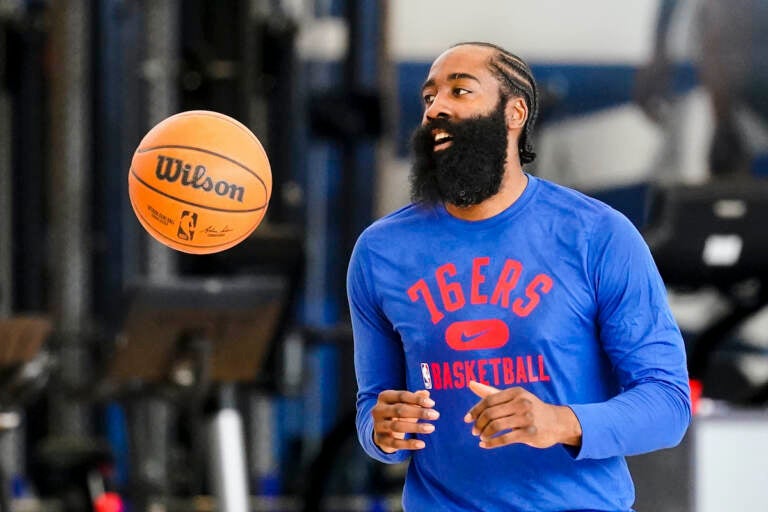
left=348, top=175, right=691, bottom=512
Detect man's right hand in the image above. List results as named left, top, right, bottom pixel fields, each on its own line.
left=372, top=389, right=440, bottom=453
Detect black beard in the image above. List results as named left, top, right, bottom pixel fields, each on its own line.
left=409, top=100, right=509, bottom=207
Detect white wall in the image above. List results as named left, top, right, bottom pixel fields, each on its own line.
left=695, top=414, right=768, bottom=512
left=389, top=0, right=659, bottom=64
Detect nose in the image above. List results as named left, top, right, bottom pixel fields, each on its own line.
left=423, top=94, right=453, bottom=124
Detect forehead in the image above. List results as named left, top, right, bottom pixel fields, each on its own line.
left=424, top=45, right=498, bottom=87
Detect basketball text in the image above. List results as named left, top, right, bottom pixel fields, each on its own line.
left=419, top=354, right=551, bottom=390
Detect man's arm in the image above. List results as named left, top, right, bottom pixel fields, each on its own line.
left=347, top=236, right=438, bottom=463
left=568, top=209, right=691, bottom=460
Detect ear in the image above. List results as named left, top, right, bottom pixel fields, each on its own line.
left=505, top=96, right=528, bottom=130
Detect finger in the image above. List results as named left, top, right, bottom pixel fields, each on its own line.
left=375, top=434, right=427, bottom=452
left=478, top=429, right=530, bottom=449
left=377, top=418, right=434, bottom=435
left=379, top=389, right=435, bottom=408
left=374, top=403, right=440, bottom=421
left=476, top=414, right=535, bottom=441
left=468, top=380, right=499, bottom=398
left=464, top=386, right=525, bottom=423
left=387, top=419, right=436, bottom=435
left=413, top=389, right=433, bottom=406
left=473, top=403, right=523, bottom=435
left=391, top=438, right=427, bottom=451
left=476, top=395, right=533, bottom=426
left=463, top=382, right=499, bottom=423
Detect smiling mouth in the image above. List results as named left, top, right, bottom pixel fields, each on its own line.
left=432, top=129, right=453, bottom=151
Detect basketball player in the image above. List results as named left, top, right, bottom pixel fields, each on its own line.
left=347, top=42, right=691, bottom=511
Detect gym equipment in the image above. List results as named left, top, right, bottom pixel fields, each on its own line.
left=108, top=275, right=290, bottom=512
left=643, top=178, right=768, bottom=395
left=0, top=316, right=53, bottom=512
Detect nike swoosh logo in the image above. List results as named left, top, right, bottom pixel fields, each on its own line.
left=445, top=319, right=509, bottom=351
left=460, top=329, right=491, bottom=343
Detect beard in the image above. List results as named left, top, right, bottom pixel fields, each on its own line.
left=409, top=99, right=509, bottom=207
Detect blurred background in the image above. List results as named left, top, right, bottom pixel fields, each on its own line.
left=1, top=0, right=768, bottom=511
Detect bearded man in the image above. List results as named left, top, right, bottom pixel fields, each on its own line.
left=347, top=42, right=691, bottom=512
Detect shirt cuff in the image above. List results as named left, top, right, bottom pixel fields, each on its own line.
left=365, top=428, right=412, bottom=464
left=565, top=403, right=601, bottom=460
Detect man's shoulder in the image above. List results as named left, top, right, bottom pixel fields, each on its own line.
left=361, top=202, right=435, bottom=239
left=532, top=175, right=628, bottom=226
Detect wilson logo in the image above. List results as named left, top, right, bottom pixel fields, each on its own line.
left=155, top=155, right=245, bottom=202
left=445, top=319, right=509, bottom=351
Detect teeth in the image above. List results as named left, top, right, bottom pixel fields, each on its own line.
left=434, top=132, right=450, bottom=142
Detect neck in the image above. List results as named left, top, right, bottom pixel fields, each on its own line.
left=444, top=163, right=528, bottom=221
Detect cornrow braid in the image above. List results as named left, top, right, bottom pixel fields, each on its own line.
left=451, top=42, right=539, bottom=164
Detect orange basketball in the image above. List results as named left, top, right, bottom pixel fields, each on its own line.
left=128, top=110, right=272, bottom=254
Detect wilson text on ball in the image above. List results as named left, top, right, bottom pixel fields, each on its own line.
left=154, top=154, right=245, bottom=202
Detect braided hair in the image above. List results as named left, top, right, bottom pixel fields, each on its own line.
left=451, top=42, right=539, bottom=164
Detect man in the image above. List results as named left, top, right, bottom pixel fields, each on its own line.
left=347, top=42, right=691, bottom=511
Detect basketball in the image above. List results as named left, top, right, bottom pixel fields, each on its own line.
left=128, top=110, right=272, bottom=254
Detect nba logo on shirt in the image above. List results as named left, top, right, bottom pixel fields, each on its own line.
left=420, top=363, right=433, bottom=389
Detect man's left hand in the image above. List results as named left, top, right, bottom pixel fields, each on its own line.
left=464, top=381, right=582, bottom=449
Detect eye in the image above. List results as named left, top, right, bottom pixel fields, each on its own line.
left=423, top=93, right=435, bottom=105
left=452, top=87, right=470, bottom=97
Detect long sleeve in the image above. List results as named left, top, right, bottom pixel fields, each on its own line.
left=569, top=210, right=691, bottom=460
left=347, top=236, right=411, bottom=464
